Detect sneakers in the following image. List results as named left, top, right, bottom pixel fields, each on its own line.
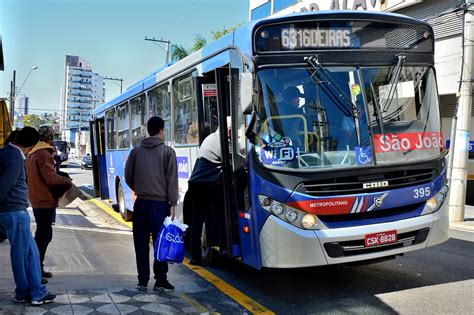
left=31, top=293, right=56, bottom=306
left=42, top=271, right=53, bottom=278
left=14, top=296, right=31, bottom=303
left=136, top=284, right=147, bottom=292
left=41, top=278, right=48, bottom=285
left=153, top=280, right=174, bottom=292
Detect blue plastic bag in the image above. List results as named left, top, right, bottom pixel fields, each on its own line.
left=155, top=217, right=188, bottom=264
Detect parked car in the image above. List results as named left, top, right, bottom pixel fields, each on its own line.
left=81, top=154, right=93, bottom=169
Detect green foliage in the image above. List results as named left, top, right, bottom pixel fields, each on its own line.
left=190, top=35, right=207, bottom=53
left=22, top=114, right=42, bottom=129
left=211, top=22, right=244, bottom=40
left=170, top=44, right=189, bottom=62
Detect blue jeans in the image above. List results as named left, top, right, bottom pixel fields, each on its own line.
left=133, top=199, right=169, bottom=286
left=0, top=210, right=47, bottom=300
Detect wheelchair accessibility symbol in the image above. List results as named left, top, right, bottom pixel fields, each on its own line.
left=355, top=146, right=373, bottom=165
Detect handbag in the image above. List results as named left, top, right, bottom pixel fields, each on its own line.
left=155, top=216, right=188, bottom=264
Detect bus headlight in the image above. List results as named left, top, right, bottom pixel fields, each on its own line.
left=425, top=198, right=438, bottom=212
left=301, top=214, right=317, bottom=229
left=422, top=185, right=448, bottom=214
left=271, top=203, right=286, bottom=216
left=286, top=210, right=298, bottom=223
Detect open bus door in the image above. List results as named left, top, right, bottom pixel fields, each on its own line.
left=214, top=65, right=248, bottom=259
left=90, top=118, right=109, bottom=199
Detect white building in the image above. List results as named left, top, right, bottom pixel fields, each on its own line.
left=16, top=95, right=29, bottom=115
left=249, top=0, right=473, bottom=141
left=62, top=55, right=104, bottom=145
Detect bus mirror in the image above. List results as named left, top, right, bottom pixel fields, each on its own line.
left=245, top=110, right=258, bottom=144
left=241, top=72, right=254, bottom=115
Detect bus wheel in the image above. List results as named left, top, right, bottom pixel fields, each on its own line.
left=118, top=184, right=132, bottom=221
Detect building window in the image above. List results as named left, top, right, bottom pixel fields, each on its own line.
left=273, top=0, right=298, bottom=12
left=148, top=83, right=172, bottom=143
left=116, top=103, right=130, bottom=149
left=131, top=94, right=146, bottom=147
left=251, top=1, right=271, bottom=20
left=173, top=75, right=198, bottom=145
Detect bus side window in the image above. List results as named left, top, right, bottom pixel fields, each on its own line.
left=106, top=108, right=116, bottom=149
left=173, top=75, right=198, bottom=145
left=116, top=103, right=130, bottom=149
left=149, top=84, right=172, bottom=143
left=131, top=94, right=146, bottom=147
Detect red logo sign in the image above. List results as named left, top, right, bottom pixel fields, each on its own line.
left=203, top=89, right=216, bottom=97
left=287, top=197, right=356, bottom=215
left=373, top=132, right=444, bottom=153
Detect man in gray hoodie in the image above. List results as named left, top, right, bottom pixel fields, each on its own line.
left=125, top=116, right=179, bottom=293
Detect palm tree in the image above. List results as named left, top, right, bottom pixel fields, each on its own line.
left=191, top=35, right=207, bottom=53
left=170, top=44, right=189, bottom=62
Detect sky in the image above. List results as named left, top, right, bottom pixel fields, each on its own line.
left=0, top=0, right=249, bottom=116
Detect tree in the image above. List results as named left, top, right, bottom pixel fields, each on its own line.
left=170, top=44, right=189, bottom=62
left=190, top=35, right=207, bottom=53
left=22, top=114, right=41, bottom=129
left=211, top=22, right=244, bottom=40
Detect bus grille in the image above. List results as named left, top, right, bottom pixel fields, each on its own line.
left=324, top=228, right=430, bottom=258
left=300, top=169, right=434, bottom=196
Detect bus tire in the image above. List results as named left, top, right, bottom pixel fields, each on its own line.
left=117, top=183, right=132, bottom=222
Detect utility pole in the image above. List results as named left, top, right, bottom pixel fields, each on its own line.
left=145, top=36, right=171, bottom=64
left=104, top=76, right=123, bottom=94
left=449, top=1, right=473, bottom=222
left=9, top=70, right=16, bottom=121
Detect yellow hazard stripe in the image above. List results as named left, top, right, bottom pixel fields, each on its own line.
left=183, top=258, right=275, bottom=315
left=89, top=198, right=132, bottom=229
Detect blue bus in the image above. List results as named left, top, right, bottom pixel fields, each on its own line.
left=91, top=11, right=449, bottom=269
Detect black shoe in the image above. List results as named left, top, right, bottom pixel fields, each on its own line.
left=41, top=278, right=48, bottom=284
left=14, top=296, right=31, bottom=303
left=31, top=293, right=56, bottom=306
left=189, top=259, right=203, bottom=266
left=153, top=280, right=174, bottom=292
left=42, top=271, right=53, bottom=278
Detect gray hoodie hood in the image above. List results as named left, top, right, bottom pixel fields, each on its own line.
left=140, top=137, right=164, bottom=149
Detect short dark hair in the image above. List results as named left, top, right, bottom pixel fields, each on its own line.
left=15, top=126, right=40, bottom=148
left=147, top=116, right=165, bottom=136
left=5, top=129, right=20, bottom=145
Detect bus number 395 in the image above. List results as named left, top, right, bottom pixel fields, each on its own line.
left=414, top=187, right=431, bottom=199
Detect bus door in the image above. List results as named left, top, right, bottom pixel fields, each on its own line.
left=215, top=64, right=249, bottom=259
left=91, top=118, right=109, bottom=199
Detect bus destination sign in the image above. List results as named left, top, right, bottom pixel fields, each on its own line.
left=255, top=20, right=433, bottom=53
left=281, top=28, right=351, bottom=49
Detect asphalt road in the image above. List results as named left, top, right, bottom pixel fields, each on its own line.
left=63, top=162, right=474, bottom=314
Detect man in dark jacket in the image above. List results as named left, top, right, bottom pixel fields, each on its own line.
left=26, top=125, right=72, bottom=280
left=188, top=124, right=228, bottom=266
left=0, top=127, right=56, bottom=306
left=125, top=116, right=179, bottom=293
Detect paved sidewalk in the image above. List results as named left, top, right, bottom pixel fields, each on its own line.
left=449, top=205, right=474, bottom=242
left=0, top=201, right=246, bottom=314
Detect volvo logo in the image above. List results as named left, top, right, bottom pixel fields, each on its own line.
left=362, top=181, right=389, bottom=189
left=367, top=193, right=389, bottom=212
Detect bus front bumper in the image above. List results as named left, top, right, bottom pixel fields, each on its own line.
left=259, top=202, right=449, bottom=268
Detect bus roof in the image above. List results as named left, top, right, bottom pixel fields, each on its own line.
left=93, top=10, right=431, bottom=117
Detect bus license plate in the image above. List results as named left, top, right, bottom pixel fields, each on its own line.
left=364, top=230, right=397, bottom=247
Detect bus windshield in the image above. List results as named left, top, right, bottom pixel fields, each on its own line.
left=254, top=66, right=443, bottom=170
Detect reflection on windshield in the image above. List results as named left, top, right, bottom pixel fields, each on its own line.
left=255, top=66, right=443, bottom=170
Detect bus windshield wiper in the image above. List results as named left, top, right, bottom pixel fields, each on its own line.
left=382, top=54, right=406, bottom=113
left=304, top=55, right=362, bottom=145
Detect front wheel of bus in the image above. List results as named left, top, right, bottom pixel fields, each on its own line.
left=118, top=184, right=132, bottom=222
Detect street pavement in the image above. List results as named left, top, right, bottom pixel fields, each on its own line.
left=1, top=161, right=473, bottom=314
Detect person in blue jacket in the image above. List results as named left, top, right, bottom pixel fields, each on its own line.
left=0, top=127, right=56, bottom=306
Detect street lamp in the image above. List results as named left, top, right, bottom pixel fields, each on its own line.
left=14, top=65, right=38, bottom=102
